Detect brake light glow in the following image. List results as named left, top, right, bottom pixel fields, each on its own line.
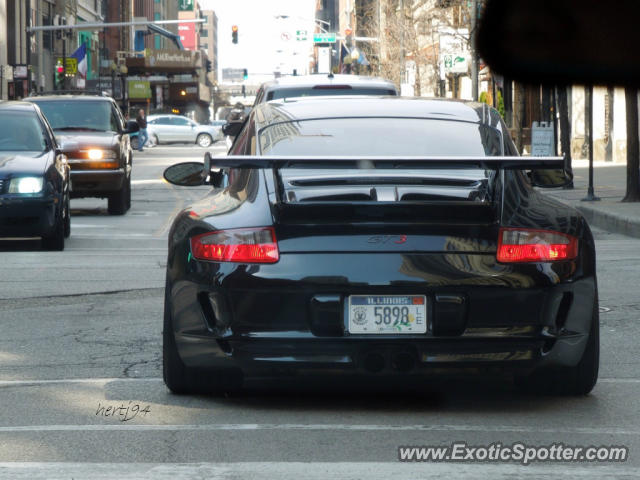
left=190, top=227, right=279, bottom=263
left=497, top=228, right=578, bottom=263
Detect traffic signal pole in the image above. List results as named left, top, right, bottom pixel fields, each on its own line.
left=62, top=37, right=67, bottom=90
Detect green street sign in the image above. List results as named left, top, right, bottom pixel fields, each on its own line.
left=313, top=33, right=336, bottom=44
left=179, top=0, right=193, bottom=11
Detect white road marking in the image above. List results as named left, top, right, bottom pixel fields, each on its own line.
left=599, top=378, right=640, bottom=383
left=0, top=423, right=639, bottom=436
left=0, top=378, right=161, bottom=387
left=0, top=462, right=634, bottom=479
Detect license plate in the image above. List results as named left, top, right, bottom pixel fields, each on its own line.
left=348, top=295, right=427, bottom=334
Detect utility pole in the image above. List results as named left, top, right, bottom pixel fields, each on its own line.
left=471, top=0, right=478, bottom=101
left=26, top=0, right=32, bottom=95
left=399, top=0, right=405, bottom=90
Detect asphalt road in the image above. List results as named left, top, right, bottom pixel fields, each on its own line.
left=0, top=145, right=639, bottom=478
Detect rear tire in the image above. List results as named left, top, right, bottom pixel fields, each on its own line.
left=517, top=295, right=599, bottom=396
left=163, top=276, right=242, bottom=394
left=197, top=133, right=212, bottom=148
left=108, top=175, right=130, bottom=215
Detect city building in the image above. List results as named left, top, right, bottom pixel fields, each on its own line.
left=199, top=10, right=218, bottom=85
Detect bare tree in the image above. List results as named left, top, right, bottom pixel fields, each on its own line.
left=623, top=87, right=640, bottom=202
left=357, top=0, right=476, bottom=97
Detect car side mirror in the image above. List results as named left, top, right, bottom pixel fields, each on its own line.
left=123, top=120, right=140, bottom=134
left=163, top=162, right=206, bottom=187
left=222, top=121, right=243, bottom=138
left=529, top=169, right=573, bottom=189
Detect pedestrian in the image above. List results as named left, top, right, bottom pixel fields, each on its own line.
left=136, top=108, right=148, bottom=152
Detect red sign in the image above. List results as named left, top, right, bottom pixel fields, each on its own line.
left=179, top=22, right=196, bottom=51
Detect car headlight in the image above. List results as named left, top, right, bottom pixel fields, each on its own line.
left=8, top=177, right=44, bottom=194
left=87, top=149, right=117, bottom=160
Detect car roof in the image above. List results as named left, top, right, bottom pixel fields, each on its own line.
left=259, top=74, right=396, bottom=90
left=24, top=94, right=113, bottom=102
left=253, top=96, right=500, bottom=129
left=0, top=100, right=40, bottom=112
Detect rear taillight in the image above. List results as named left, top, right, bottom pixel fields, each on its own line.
left=190, top=227, right=279, bottom=263
left=497, top=228, right=578, bottom=263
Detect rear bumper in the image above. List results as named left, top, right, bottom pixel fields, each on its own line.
left=175, top=330, right=589, bottom=377
left=70, top=169, right=125, bottom=198
left=0, top=195, right=57, bottom=237
left=168, top=252, right=596, bottom=378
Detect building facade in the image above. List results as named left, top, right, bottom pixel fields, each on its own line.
left=199, top=9, right=218, bottom=85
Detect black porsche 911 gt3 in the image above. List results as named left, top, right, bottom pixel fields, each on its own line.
left=162, top=96, right=598, bottom=396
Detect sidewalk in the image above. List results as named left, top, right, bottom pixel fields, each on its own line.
left=542, top=159, right=640, bottom=238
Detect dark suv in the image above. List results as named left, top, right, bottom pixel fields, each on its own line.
left=25, top=94, right=138, bottom=215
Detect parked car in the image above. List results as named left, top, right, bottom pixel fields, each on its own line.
left=0, top=101, right=70, bottom=250
left=25, top=93, right=139, bottom=215
left=161, top=96, right=598, bottom=396
left=146, top=114, right=222, bottom=147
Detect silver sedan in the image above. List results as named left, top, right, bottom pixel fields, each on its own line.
left=146, top=114, right=223, bottom=147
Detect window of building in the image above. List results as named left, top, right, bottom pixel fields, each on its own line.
left=201, top=29, right=208, bottom=37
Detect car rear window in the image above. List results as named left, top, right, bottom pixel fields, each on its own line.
left=258, top=117, right=502, bottom=156
left=267, top=87, right=397, bottom=101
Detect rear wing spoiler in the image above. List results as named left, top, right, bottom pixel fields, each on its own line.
left=202, top=154, right=567, bottom=214
left=205, top=154, right=564, bottom=170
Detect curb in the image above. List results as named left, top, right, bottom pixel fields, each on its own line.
left=548, top=193, right=640, bottom=239
left=574, top=204, right=640, bottom=239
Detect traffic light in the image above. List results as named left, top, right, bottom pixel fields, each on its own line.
left=55, top=61, right=64, bottom=89
left=205, top=60, right=212, bottom=73
left=232, top=25, right=238, bottom=44
left=242, top=68, right=248, bottom=80
left=345, top=28, right=354, bottom=47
